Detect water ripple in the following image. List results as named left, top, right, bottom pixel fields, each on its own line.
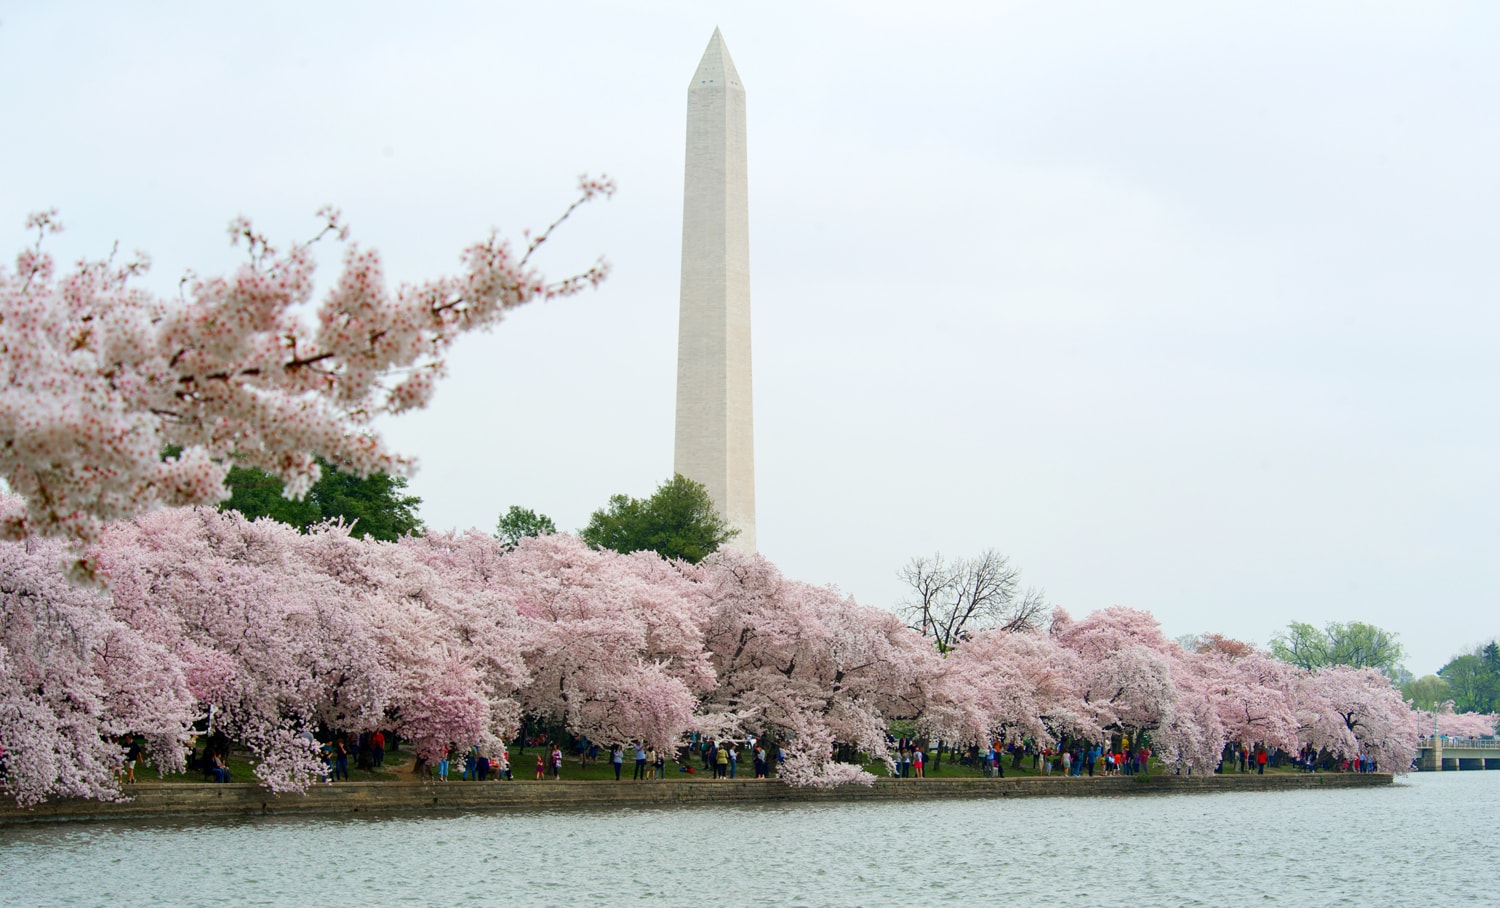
left=2, top=774, right=1497, bottom=906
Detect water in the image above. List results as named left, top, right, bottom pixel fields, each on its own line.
left=3, top=773, right=1496, bottom=906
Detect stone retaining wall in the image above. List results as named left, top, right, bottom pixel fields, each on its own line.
left=0, top=772, right=1393, bottom=825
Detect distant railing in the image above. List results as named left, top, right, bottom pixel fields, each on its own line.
left=1418, top=736, right=1500, bottom=751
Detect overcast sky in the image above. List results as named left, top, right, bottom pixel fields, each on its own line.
left=4, top=1, right=1496, bottom=675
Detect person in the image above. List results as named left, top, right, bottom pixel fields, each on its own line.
left=653, top=747, right=665, bottom=780
left=499, top=748, right=512, bottom=781
left=612, top=744, right=624, bottom=781
left=727, top=743, right=739, bottom=779
left=715, top=741, right=730, bottom=779
left=476, top=746, right=489, bottom=782
left=121, top=736, right=140, bottom=784
left=753, top=744, right=767, bottom=779
left=913, top=746, right=924, bottom=778
left=551, top=744, right=563, bottom=779
left=1257, top=747, right=1268, bottom=775
left=634, top=741, right=648, bottom=780
left=438, top=745, right=451, bottom=782
left=209, top=751, right=231, bottom=783
left=463, top=746, right=478, bottom=781
left=334, top=736, right=349, bottom=781
left=535, top=753, right=545, bottom=780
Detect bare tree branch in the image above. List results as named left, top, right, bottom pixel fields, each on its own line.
left=898, top=549, right=1046, bottom=652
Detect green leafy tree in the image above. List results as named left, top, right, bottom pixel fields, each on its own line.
left=1268, top=620, right=1406, bottom=680
left=1401, top=674, right=1452, bottom=712
left=496, top=505, right=557, bottom=549
left=220, top=458, right=423, bottom=541
left=1438, top=642, right=1500, bottom=714
left=579, top=474, right=736, bottom=563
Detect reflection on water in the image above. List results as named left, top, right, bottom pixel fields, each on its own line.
left=3, top=772, right=1498, bottom=906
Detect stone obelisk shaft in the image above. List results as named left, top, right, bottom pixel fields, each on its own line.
left=675, top=28, right=756, bottom=552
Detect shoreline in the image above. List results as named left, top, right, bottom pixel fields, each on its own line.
left=0, top=771, right=1394, bottom=825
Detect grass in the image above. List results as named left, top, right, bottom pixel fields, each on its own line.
left=144, top=748, right=413, bottom=785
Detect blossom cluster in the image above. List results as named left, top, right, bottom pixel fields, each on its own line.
left=0, top=182, right=611, bottom=547
left=0, top=502, right=1454, bottom=805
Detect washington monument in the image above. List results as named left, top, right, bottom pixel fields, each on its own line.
left=675, top=28, right=756, bottom=552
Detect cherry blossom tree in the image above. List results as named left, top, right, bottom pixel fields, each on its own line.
left=699, top=551, right=936, bottom=786
left=925, top=627, right=1094, bottom=749
left=4, top=484, right=1433, bottom=801
left=1416, top=703, right=1497, bottom=738
left=99, top=512, right=535, bottom=778
left=302, top=529, right=531, bottom=761
left=1152, top=677, right=1225, bottom=775
left=0, top=179, right=611, bottom=548
left=1190, top=647, right=1302, bottom=754
left=98, top=508, right=389, bottom=790
left=0, top=522, right=195, bottom=805
left=1051, top=606, right=1179, bottom=746
left=1298, top=665, right=1421, bottom=770
left=492, top=533, right=712, bottom=751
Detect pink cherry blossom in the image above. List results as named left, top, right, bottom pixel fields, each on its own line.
left=1, top=180, right=611, bottom=549
left=1417, top=705, right=1498, bottom=738
left=1299, top=665, right=1421, bottom=770
left=927, top=627, right=1094, bottom=748
left=0, top=523, right=195, bottom=805
left=492, top=534, right=710, bottom=751
left=699, top=551, right=937, bottom=782
left=0, top=487, right=1433, bottom=800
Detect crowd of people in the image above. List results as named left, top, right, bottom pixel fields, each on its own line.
left=84, top=728, right=1402, bottom=789
left=418, top=735, right=788, bottom=782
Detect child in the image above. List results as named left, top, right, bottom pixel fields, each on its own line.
left=535, top=753, right=545, bottom=780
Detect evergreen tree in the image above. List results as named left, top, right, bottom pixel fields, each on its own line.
left=220, top=458, right=423, bottom=541
left=580, top=474, right=736, bottom=563
left=1438, top=641, right=1500, bottom=714
left=496, top=506, right=557, bottom=549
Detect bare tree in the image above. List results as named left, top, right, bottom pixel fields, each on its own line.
left=898, top=550, right=1047, bottom=652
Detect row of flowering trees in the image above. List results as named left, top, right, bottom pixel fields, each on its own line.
left=1, top=501, right=1453, bottom=805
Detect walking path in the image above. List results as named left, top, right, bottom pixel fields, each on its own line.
left=0, top=771, right=1392, bottom=825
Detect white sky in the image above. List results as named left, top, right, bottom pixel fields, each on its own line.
left=3, top=1, right=1495, bottom=675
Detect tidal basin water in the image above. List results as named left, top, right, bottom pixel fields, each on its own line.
left=3, top=772, right=1497, bottom=907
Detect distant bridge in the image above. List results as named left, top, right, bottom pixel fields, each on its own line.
left=1416, top=736, right=1500, bottom=771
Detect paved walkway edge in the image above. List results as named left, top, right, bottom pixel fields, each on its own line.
left=0, top=772, right=1394, bottom=825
